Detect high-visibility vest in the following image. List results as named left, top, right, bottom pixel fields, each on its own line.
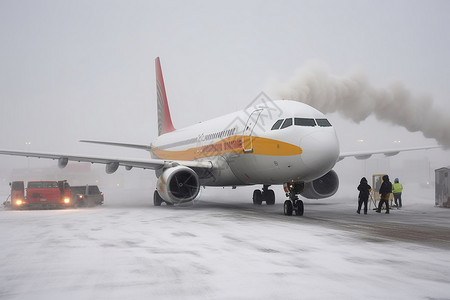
left=393, top=183, right=403, bottom=193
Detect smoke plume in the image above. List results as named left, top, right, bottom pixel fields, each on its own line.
left=270, top=62, right=450, bottom=148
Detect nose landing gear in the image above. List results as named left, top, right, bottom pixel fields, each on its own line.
left=283, top=197, right=304, bottom=216
left=283, top=182, right=305, bottom=216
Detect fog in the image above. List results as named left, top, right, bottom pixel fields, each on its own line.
left=2, top=3, right=450, bottom=299
left=1, top=1, right=450, bottom=192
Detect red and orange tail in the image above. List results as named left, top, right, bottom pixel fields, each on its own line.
left=155, top=57, right=176, bottom=136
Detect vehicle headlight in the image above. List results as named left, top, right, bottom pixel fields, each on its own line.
left=15, top=199, right=23, bottom=206
left=63, top=198, right=71, bottom=204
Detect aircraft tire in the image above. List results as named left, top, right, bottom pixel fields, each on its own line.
left=265, top=190, right=275, bottom=205
left=284, top=200, right=293, bottom=216
left=295, top=200, right=304, bottom=216
left=253, top=190, right=262, bottom=205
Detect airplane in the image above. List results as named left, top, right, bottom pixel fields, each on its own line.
left=0, top=57, right=441, bottom=216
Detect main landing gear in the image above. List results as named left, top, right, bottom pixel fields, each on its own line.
left=252, top=185, right=275, bottom=205
left=283, top=182, right=304, bottom=216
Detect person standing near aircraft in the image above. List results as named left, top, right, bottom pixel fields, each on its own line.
left=376, top=175, right=392, bottom=214
left=357, top=177, right=371, bottom=214
left=392, top=178, right=403, bottom=208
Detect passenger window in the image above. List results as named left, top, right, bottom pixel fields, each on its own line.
left=316, top=118, right=332, bottom=127
left=294, top=118, right=316, bottom=127
left=271, top=119, right=284, bottom=130
left=280, top=118, right=293, bottom=129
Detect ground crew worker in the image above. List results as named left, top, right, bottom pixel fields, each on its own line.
left=357, top=177, right=372, bottom=214
left=393, top=178, right=403, bottom=208
left=376, top=175, right=392, bottom=214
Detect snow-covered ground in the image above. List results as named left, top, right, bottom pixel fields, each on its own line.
left=1, top=186, right=449, bottom=300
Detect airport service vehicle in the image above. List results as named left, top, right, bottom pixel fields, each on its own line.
left=71, top=185, right=104, bottom=207
left=8, top=180, right=72, bottom=209
left=0, top=58, right=440, bottom=216
left=435, top=167, right=450, bottom=208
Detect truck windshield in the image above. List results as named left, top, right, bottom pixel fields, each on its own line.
left=28, top=182, right=58, bottom=188
left=11, top=181, right=24, bottom=190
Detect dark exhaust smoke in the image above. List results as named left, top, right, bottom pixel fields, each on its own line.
left=270, top=62, right=450, bottom=148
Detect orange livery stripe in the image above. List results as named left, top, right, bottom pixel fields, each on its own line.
left=152, top=136, right=302, bottom=160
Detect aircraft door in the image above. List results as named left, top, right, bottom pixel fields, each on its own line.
left=242, top=109, right=263, bottom=153
left=196, top=133, right=205, bottom=159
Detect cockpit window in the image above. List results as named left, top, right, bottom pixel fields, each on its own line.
left=280, top=118, right=293, bottom=129
left=271, top=119, right=284, bottom=130
left=273, top=117, right=325, bottom=129
left=316, top=118, right=332, bottom=127
left=294, top=118, right=316, bottom=127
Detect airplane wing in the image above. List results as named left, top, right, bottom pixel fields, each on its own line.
left=338, top=145, right=441, bottom=161
left=0, top=150, right=213, bottom=172
left=0, top=144, right=439, bottom=172
left=79, top=140, right=152, bottom=151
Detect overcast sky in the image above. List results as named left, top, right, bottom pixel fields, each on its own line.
left=1, top=0, right=449, bottom=185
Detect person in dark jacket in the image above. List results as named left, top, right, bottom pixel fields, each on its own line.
left=376, top=175, right=392, bottom=214
left=357, top=177, right=372, bottom=214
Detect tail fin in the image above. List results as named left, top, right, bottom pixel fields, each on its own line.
left=155, top=57, right=176, bottom=136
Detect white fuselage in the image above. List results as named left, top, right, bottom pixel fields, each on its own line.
left=150, top=100, right=340, bottom=186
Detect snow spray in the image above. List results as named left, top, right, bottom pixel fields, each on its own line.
left=269, top=62, right=450, bottom=148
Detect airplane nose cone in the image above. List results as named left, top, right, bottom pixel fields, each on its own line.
left=300, top=131, right=340, bottom=179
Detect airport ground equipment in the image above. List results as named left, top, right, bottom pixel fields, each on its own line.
left=6, top=180, right=72, bottom=209
left=369, top=193, right=376, bottom=210
left=71, top=185, right=104, bottom=207
left=435, top=167, right=450, bottom=208
left=372, top=174, right=393, bottom=210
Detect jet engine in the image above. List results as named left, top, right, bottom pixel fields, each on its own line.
left=300, top=170, right=339, bottom=199
left=156, top=166, right=200, bottom=205
left=58, top=157, right=68, bottom=168
left=106, top=162, right=119, bottom=174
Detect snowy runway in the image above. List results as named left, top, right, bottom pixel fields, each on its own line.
left=1, top=188, right=449, bottom=300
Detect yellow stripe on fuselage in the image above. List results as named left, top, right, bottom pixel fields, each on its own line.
left=151, top=135, right=302, bottom=161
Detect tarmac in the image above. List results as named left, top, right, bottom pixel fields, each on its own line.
left=1, top=186, right=449, bottom=300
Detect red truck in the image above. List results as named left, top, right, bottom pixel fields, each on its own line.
left=7, top=180, right=73, bottom=209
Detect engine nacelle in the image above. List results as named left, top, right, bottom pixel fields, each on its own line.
left=58, top=157, right=68, bottom=168
left=300, top=170, right=339, bottom=199
left=156, top=166, right=200, bottom=205
left=106, top=162, right=119, bottom=174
